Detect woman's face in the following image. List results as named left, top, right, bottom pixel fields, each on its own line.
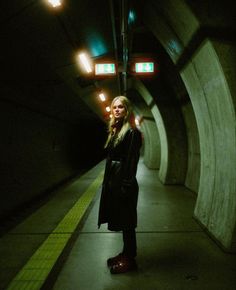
left=112, top=99, right=126, bottom=121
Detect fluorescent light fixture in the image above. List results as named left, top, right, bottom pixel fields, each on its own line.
left=135, top=62, right=154, bottom=73
left=98, top=93, right=106, bottom=102
left=79, top=53, right=92, bottom=73
left=47, top=0, right=62, bottom=8
left=105, top=106, right=111, bottom=112
left=95, top=63, right=116, bottom=75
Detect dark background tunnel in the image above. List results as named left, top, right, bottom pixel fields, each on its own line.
left=0, top=97, right=107, bottom=219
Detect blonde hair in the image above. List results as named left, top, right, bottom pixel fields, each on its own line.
left=105, top=96, right=133, bottom=147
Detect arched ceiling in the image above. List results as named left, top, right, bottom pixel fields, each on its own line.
left=0, top=0, right=235, bottom=123
left=0, top=0, right=164, bottom=124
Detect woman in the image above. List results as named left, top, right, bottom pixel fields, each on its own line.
left=98, top=96, right=142, bottom=274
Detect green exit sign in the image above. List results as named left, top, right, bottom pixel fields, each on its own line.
left=135, top=62, right=154, bottom=73
left=95, top=63, right=116, bottom=75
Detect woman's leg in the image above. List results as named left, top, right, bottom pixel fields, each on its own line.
left=109, top=229, right=137, bottom=273
left=122, top=228, right=137, bottom=258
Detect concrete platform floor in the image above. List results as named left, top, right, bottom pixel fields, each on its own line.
left=1, top=159, right=236, bottom=290
left=52, top=160, right=236, bottom=290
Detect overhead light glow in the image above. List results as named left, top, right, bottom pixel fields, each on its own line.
left=105, top=106, right=111, bottom=112
left=99, top=93, right=106, bottom=102
left=134, top=116, right=143, bottom=128
left=135, top=117, right=140, bottom=127
left=78, top=53, right=93, bottom=73
left=95, top=63, right=116, bottom=75
left=128, top=10, right=136, bottom=25
left=47, top=0, right=62, bottom=8
left=135, top=62, right=154, bottom=73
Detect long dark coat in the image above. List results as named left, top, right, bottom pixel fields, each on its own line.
left=98, top=127, right=142, bottom=231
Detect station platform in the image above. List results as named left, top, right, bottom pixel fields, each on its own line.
left=0, top=159, right=236, bottom=290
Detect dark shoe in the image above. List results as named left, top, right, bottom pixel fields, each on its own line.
left=107, top=253, right=123, bottom=268
left=110, top=256, right=137, bottom=274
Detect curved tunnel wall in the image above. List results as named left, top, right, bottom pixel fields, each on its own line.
left=132, top=78, right=188, bottom=185
left=182, top=41, right=236, bottom=251
left=142, top=118, right=161, bottom=170
left=143, top=0, right=236, bottom=251
left=132, top=79, right=168, bottom=179
left=182, top=100, right=200, bottom=192
left=129, top=88, right=161, bottom=169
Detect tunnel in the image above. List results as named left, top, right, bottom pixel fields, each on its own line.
left=0, top=0, right=236, bottom=289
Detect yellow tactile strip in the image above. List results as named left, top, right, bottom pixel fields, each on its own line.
left=6, top=171, right=104, bottom=290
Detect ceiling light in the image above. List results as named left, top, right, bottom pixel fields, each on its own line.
left=78, top=53, right=93, bottom=73
left=47, top=0, right=62, bottom=8
left=105, top=106, right=111, bottom=112
left=128, top=10, right=136, bottom=25
left=98, top=93, right=106, bottom=102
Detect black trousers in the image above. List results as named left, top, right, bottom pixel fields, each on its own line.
left=122, top=229, right=137, bottom=258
